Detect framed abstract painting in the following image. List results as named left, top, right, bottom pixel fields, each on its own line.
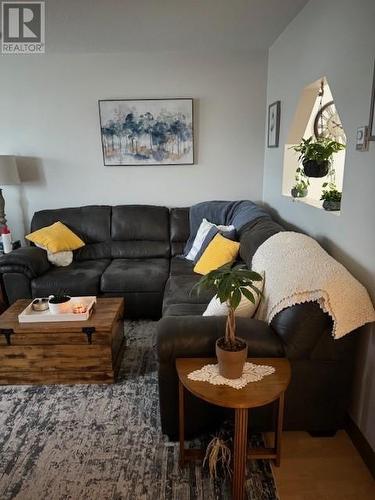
left=98, top=98, right=194, bottom=165
left=267, top=100, right=281, bottom=148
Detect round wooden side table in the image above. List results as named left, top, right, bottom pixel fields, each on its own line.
left=176, top=357, right=291, bottom=500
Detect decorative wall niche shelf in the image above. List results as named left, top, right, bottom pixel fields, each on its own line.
left=282, top=77, right=346, bottom=215
left=283, top=193, right=341, bottom=216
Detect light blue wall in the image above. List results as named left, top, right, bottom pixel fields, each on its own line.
left=263, top=0, right=375, bottom=448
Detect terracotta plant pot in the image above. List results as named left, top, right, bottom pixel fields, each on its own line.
left=302, top=159, right=329, bottom=178
left=215, top=337, right=248, bottom=379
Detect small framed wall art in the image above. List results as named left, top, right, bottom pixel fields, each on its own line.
left=267, top=100, right=281, bottom=148
left=368, top=60, right=375, bottom=141
left=356, top=126, right=369, bottom=151
left=98, top=98, right=194, bottom=166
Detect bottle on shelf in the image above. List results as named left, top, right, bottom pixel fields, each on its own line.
left=1, top=225, right=12, bottom=254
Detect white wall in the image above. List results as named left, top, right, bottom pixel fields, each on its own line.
left=264, top=0, right=375, bottom=448
left=0, top=50, right=267, bottom=240
left=2, top=0, right=373, bottom=451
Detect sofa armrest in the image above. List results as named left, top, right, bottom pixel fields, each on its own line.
left=0, top=247, right=50, bottom=279
left=156, top=315, right=285, bottom=362
left=270, top=302, right=333, bottom=359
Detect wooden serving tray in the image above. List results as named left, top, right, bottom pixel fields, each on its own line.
left=18, top=296, right=96, bottom=323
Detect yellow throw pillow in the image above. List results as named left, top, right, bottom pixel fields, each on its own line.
left=194, top=233, right=240, bottom=275
left=26, top=222, right=85, bottom=254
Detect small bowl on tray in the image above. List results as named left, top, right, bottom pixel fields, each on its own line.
left=31, top=298, right=49, bottom=312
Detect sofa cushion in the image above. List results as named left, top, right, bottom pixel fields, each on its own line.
left=170, top=257, right=194, bottom=276
left=102, top=291, right=163, bottom=319
left=75, top=242, right=113, bottom=261
left=163, top=303, right=207, bottom=316
left=111, top=205, right=170, bottom=258
left=31, top=259, right=110, bottom=297
left=31, top=206, right=111, bottom=243
left=31, top=206, right=112, bottom=261
left=101, top=258, right=169, bottom=293
left=112, top=205, right=169, bottom=240
left=163, top=275, right=215, bottom=308
left=170, top=207, right=190, bottom=257
left=110, top=241, right=170, bottom=259
left=239, top=217, right=284, bottom=268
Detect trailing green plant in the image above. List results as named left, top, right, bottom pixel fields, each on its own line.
left=193, top=263, right=263, bottom=347
left=320, top=182, right=342, bottom=202
left=291, top=136, right=345, bottom=164
left=292, top=180, right=308, bottom=196
left=292, top=166, right=309, bottom=196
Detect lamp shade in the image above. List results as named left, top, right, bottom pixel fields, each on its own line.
left=0, top=156, right=20, bottom=185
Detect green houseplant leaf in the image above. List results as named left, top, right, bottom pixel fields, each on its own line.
left=291, top=136, right=345, bottom=164
left=192, top=263, right=263, bottom=346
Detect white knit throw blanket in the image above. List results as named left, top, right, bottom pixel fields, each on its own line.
left=252, top=232, right=375, bottom=339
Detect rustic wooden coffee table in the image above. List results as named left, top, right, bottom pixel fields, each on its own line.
left=0, top=297, right=125, bottom=385
left=176, top=357, right=291, bottom=500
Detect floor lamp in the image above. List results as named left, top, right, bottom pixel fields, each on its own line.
left=0, top=156, right=20, bottom=227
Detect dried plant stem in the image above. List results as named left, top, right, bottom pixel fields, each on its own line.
left=203, top=436, right=232, bottom=480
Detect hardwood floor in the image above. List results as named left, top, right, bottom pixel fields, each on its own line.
left=265, top=431, right=375, bottom=499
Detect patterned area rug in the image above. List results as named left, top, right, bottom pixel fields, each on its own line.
left=0, top=321, right=278, bottom=500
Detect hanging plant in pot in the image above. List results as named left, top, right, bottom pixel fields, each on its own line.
left=291, top=166, right=309, bottom=198
left=291, top=136, right=345, bottom=178
left=320, top=182, right=342, bottom=211
left=193, top=263, right=263, bottom=379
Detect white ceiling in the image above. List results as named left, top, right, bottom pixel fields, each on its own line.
left=45, top=0, right=309, bottom=53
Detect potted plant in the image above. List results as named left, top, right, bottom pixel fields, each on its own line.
left=320, top=182, right=342, bottom=211
left=48, top=291, right=72, bottom=314
left=194, top=263, right=263, bottom=379
left=291, top=166, right=309, bottom=198
left=291, top=136, right=345, bottom=178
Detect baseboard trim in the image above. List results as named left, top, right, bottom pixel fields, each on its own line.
left=345, top=414, right=375, bottom=479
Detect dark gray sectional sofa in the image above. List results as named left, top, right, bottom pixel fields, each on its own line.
left=0, top=203, right=357, bottom=440
left=1, top=205, right=172, bottom=317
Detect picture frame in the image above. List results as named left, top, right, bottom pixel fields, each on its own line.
left=267, top=100, right=281, bottom=148
left=98, top=98, right=194, bottom=166
left=368, top=60, right=375, bottom=141
left=356, top=126, right=369, bottom=152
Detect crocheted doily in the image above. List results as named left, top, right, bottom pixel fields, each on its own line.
left=188, top=362, right=275, bottom=390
